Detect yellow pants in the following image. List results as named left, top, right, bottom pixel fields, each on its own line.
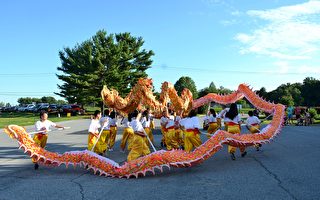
left=165, top=128, right=180, bottom=150
left=227, top=125, right=245, bottom=153
left=176, top=129, right=184, bottom=146
left=217, top=118, right=222, bottom=129
left=207, top=122, right=218, bottom=138
left=249, top=125, right=260, bottom=148
left=249, top=125, right=260, bottom=134
left=120, top=128, right=134, bottom=150
left=88, top=133, right=105, bottom=154
left=184, top=130, right=202, bottom=152
left=100, top=130, right=110, bottom=152
left=127, top=134, right=150, bottom=161
left=109, top=126, right=117, bottom=149
left=32, top=133, right=48, bottom=163
left=143, top=127, right=154, bottom=147
left=150, top=121, right=155, bottom=130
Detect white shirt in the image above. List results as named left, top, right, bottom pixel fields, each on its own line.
left=130, top=118, right=144, bottom=132
left=88, top=119, right=101, bottom=134
left=122, top=117, right=131, bottom=128
left=141, top=116, right=150, bottom=128
left=183, top=116, right=200, bottom=129
left=208, top=114, right=217, bottom=123
left=100, top=116, right=110, bottom=130
left=110, top=118, right=117, bottom=127
left=166, top=115, right=175, bottom=128
left=246, top=116, right=261, bottom=125
left=160, top=116, right=168, bottom=127
left=224, top=114, right=241, bottom=124
left=148, top=113, right=154, bottom=121
left=35, top=120, right=56, bottom=133
left=218, top=108, right=229, bottom=118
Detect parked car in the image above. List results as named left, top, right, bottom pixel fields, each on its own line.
left=25, top=104, right=36, bottom=112
left=62, top=104, right=85, bottom=115
left=48, top=104, right=58, bottom=113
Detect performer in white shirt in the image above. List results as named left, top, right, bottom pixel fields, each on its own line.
left=207, top=108, right=218, bottom=139
left=180, top=109, right=202, bottom=152
left=224, top=103, right=246, bottom=160
left=165, top=110, right=180, bottom=150
left=33, top=110, right=65, bottom=170
left=99, top=109, right=111, bottom=153
left=120, top=113, right=134, bottom=151
left=108, top=111, right=117, bottom=151
left=127, top=110, right=150, bottom=161
left=246, top=110, right=262, bottom=151
left=141, top=110, right=154, bottom=147
left=160, top=110, right=168, bottom=147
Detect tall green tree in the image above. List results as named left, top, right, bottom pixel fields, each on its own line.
left=174, top=76, right=198, bottom=99
left=301, top=77, right=320, bottom=106
left=56, top=30, right=154, bottom=105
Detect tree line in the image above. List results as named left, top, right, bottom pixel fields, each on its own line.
left=256, top=77, right=320, bottom=107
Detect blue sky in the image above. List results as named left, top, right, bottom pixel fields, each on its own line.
left=1, top=0, right=320, bottom=105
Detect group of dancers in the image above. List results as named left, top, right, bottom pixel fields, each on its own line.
left=31, top=103, right=263, bottom=170
left=88, top=103, right=263, bottom=162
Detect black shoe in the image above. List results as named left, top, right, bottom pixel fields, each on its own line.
left=34, top=163, right=39, bottom=170
left=241, top=151, right=247, bottom=157
left=256, top=147, right=260, bottom=151
left=230, top=153, right=236, bottom=160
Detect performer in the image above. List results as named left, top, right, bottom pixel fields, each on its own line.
left=207, top=108, right=218, bottom=139
left=33, top=110, right=65, bottom=170
left=165, top=110, right=180, bottom=150
left=246, top=110, right=261, bottom=151
left=88, top=110, right=106, bottom=156
left=147, top=108, right=155, bottom=130
left=108, top=110, right=117, bottom=151
left=174, top=111, right=184, bottom=149
left=99, top=109, right=111, bottom=154
left=120, top=113, right=134, bottom=152
left=224, top=103, right=246, bottom=160
left=217, top=105, right=229, bottom=130
left=180, top=109, right=202, bottom=153
left=127, top=110, right=151, bottom=161
left=160, top=110, right=168, bottom=147
left=141, top=110, right=154, bottom=147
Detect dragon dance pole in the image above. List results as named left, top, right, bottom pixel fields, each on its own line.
left=91, top=124, right=106, bottom=152
left=143, top=129, right=157, bottom=152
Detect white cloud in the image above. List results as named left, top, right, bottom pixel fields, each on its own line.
left=265, top=61, right=320, bottom=75
left=235, top=0, right=320, bottom=60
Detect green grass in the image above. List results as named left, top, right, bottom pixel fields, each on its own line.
left=0, top=112, right=90, bottom=128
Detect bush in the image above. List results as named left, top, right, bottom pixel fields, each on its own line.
left=309, top=108, right=317, bottom=118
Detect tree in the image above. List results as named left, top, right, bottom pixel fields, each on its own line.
left=301, top=77, right=320, bottom=106
left=198, top=81, right=217, bottom=98
left=56, top=30, right=154, bottom=105
left=256, top=87, right=268, bottom=99
left=174, top=76, right=198, bottom=99
left=17, top=97, right=33, bottom=105
left=41, top=96, right=57, bottom=104
left=217, top=86, right=232, bottom=94
left=0, top=102, right=5, bottom=107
